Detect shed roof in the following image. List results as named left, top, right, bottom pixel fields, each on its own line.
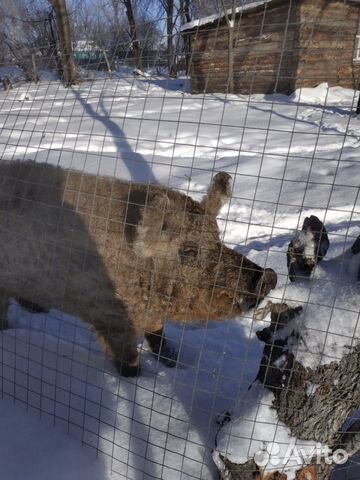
left=180, top=0, right=360, bottom=33
left=180, top=0, right=274, bottom=32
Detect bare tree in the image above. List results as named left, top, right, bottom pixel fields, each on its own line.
left=164, top=0, right=176, bottom=77
left=48, top=0, right=78, bottom=85
left=110, top=0, right=122, bottom=38
left=123, top=0, right=143, bottom=71
left=0, top=0, right=50, bottom=82
left=69, top=0, right=162, bottom=73
left=157, top=0, right=183, bottom=77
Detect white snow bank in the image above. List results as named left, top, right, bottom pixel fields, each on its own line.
left=289, top=82, right=358, bottom=107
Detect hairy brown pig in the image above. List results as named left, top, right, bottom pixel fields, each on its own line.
left=0, top=161, right=277, bottom=375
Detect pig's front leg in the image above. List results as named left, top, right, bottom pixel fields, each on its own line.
left=83, top=300, right=141, bottom=377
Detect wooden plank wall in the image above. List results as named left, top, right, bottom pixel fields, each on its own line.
left=296, top=0, right=360, bottom=89
left=232, top=2, right=299, bottom=95
left=188, top=2, right=299, bottom=95
left=187, top=0, right=360, bottom=95
left=188, top=26, right=230, bottom=94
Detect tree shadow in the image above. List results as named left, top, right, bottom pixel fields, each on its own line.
left=71, top=87, right=157, bottom=184
left=112, top=70, right=191, bottom=92
left=262, top=93, right=357, bottom=116
left=248, top=103, right=359, bottom=140
left=156, top=310, right=264, bottom=478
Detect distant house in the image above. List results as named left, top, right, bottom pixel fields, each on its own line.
left=181, top=0, right=360, bottom=95
left=73, top=40, right=104, bottom=64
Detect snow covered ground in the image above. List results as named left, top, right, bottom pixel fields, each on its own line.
left=0, top=72, right=360, bottom=479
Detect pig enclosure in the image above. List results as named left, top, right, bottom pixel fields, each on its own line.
left=1, top=1, right=360, bottom=479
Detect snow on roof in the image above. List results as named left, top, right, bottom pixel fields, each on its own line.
left=74, top=40, right=102, bottom=52
left=181, top=0, right=273, bottom=32
left=181, top=0, right=360, bottom=33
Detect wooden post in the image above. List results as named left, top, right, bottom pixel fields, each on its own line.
left=167, top=0, right=176, bottom=77
left=103, top=50, right=112, bottom=79
left=31, top=54, right=39, bottom=83
left=221, top=0, right=236, bottom=94
left=356, top=87, right=360, bottom=114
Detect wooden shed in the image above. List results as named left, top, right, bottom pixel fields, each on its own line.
left=181, top=0, right=360, bottom=95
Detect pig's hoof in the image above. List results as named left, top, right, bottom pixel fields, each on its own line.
left=114, top=360, right=141, bottom=377
left=157, top=344, right=178, bottom=368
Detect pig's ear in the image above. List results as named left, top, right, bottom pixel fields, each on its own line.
left=201, top=172, right=231, bottom=215
left=255, top=268, right=277, bottom=302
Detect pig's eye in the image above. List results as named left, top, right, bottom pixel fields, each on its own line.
left=179, top=241, right=199, bottom=264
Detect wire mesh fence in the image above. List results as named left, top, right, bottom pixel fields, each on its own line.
left=0, top=1, right=360, bottom=479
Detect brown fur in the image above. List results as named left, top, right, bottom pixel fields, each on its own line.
left=0, top=161, right=277, bottom=375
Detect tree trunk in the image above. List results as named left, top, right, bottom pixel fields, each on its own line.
left=111, top=0, right=122, bottom=38
left=256, top=304, right=360, bottom=450
left=3, top=35, right=34, bottom=82
left=123, top=0, right=143, bottom=72
left=166, top=0, right=176, bottom=77
left=214, top=302, right=360, bottom=479
left=48, top=9, right=63, bottom=76
left=49, top=0, right=78, bottom=86
left=31, top=54, right=39, bottom=83
left=103, top=50, right=112, bottom=79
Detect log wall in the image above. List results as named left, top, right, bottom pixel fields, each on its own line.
left=296, top=0, right=360, bottom=89
left=186, top=0, right=360, bottom=95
